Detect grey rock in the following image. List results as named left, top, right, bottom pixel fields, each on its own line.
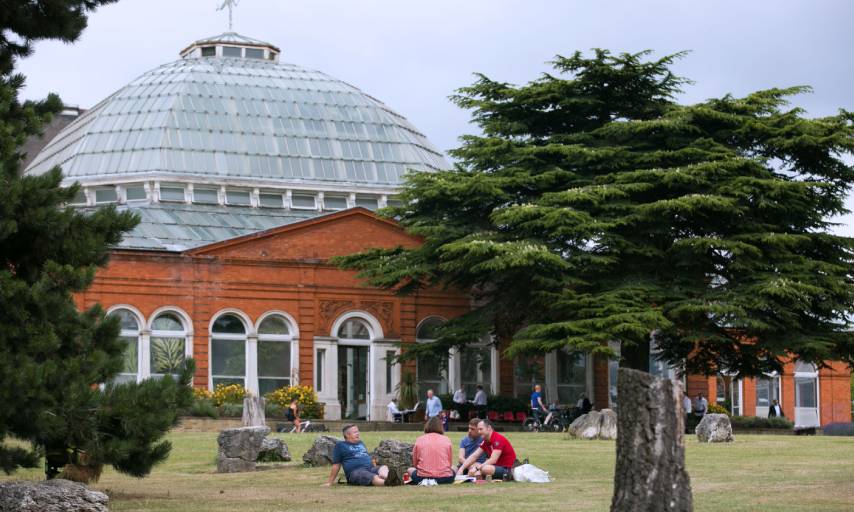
left=0, top=479, right=109, bottom=512
left=598, top=409, right=618, bottom=440
left=216, top=454, right=258, bottom=473
left=216, top=426, right=271, bottom=473
left=696, top=413, right=734, bottom=443
left=568, top=410, right=603, bottom=440
left=258, top=437, right=291, bottom=462
left=302, top=435, right=340, bottom=466
left=372, top=439, right=414, bottom=478
left=217, top=426, right=270, bottom=460
left=567, top=409, right=618, bottom=440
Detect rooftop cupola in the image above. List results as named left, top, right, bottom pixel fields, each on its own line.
left=179, top=32, right=280, bottom=61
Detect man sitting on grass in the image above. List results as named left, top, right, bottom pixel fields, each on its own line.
left=324, top=424, right=402, bottom=487
left=456, top=419, right=517, bottom=480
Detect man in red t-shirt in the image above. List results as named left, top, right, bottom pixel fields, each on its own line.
left=456, top=419, right=517, bottom=480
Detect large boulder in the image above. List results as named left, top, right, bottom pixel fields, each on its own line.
left=598, top=409, right=618, bottom=440
left=567, top=409, right=617, bottom=440
left=372, top=439, right=414, bottom=478
left=217, top=426, right=270, bottom=473
left=0, top=479, right=109, bottom=512
left=258, top=436, right=292, bottom=462
left=302, top=435, right=340, bottom=466
left=568, top=410, right=602, bottom=439
left=696, top=413, right=734, bottom=443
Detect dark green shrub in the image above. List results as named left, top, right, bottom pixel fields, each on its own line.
left=186, top=398, right=219, bottom=419
left=730, top=416, right=793, bottom=429
left=219, top=403, right=243, bottom=417
left=822, top=422, right=854, bottom=436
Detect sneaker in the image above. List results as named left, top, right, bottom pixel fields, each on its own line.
left=384, top=469, right=403, bottom=486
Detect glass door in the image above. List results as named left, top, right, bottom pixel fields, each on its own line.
left=338, top=346, right=369, bottom=420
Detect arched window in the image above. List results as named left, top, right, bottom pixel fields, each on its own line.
left=150, top=312, right=188, bottom=379
left=257, top=314, right=293, bottom=394
left=211, top=313, right=247, bottom=388
left=337, top=318, right=371, bottom=340
left=109, top=308, right=141, bottom=384
left=416, top=317, right=448, bottom=398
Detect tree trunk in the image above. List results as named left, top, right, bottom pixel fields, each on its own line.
left=611, top=368, right=692, bottom=512
left=242, top=396, right=266, bottom=427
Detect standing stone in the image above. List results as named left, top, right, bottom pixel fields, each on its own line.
left=302, top=435, right=340, bottom=466
left=0, top=479, right=109, bottom=512
left=695, top=414, right=734, bottom=443
left=372, top=439, right=414, bottom=478
left=598, top=409, right=618, bottom=440
left=243, top=395, right=266, bottom=427
left=216, top=426, right=270, bottom=473
left=611, top=368, right=692, bottom=512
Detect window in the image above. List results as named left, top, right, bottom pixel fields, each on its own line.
left=416, top=317, right=448, bottom=397
left=316, top=349, right=325, bottom=392
left=337, top=318, right=371, bottom=340
left=556, top=349, right=587, bottom=405
left=259, top=192, right=284, bottom=208
left=513, top=355, right=545, bottom=399
left=125, top=185, right=146, bottom=201
left=159, top=185, right=185, bottom=202
left=795, top=377, right=817, bottom=408
left=201, top=46, right=216, bottom=57
left=95, top=187, right=117, bottom=203
left=385, top=350, right=396, bottom=394
left=108, top=309, right=141, bottom=384
left=323, top=195, right=348, bottom=211
left=245, top=48, right=264, bottom=59
left=226, top=189, right=251, bottom=206
left=223, top=46, right=242, bottom=57
left=194, top=187, right=219, bottom=204
left=460, top=344, right=492, bottom=396
left=71, top=189, right=87, bottom=205
left=211, top=313, right=247, bottom=389
left=291, top=193, right=316, bottom=209
left=755, top=375, right=780, bottom=409
left=257, top=315, right=292, bottom=394
left=355, top=196, right=379, bottom=211
left=150, top=312, right=187, bottom=379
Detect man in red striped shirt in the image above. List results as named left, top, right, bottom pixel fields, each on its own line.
left=456, top=419, right=517, bottom=480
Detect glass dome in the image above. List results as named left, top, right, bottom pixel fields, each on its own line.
left=24, top=32, right=448, bottom=188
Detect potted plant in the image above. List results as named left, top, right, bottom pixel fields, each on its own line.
left=397, top=371, right=418, bottom=410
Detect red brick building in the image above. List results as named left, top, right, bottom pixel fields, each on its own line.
left=27, top=32, right=850, bottom=425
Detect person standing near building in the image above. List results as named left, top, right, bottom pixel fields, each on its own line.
left=682, top=393, right=693, bottom=433
left=471, top=384, right=488, bottom=419
left=693, top=392, right=708, bottom=418
left=768, top=398, right=784, bottom=418
left=453, top=387, right=467, bottom=405
left=426, top=389, right=443, bottom=419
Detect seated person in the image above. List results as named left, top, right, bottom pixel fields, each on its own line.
left=576, top=393, right=592, bottom=415
left=324, top=424, right=402, bottom=487
left=387, top=398, right=403, bottom=423
left=531, top=384, right=552, bottom=425
left=458, top=418, right=487, bottom=469
left=456, top=419, right=517, bottom=480
left=287, top=398, right=303, bottom=433
left=406, top=417, right=455, bottom=484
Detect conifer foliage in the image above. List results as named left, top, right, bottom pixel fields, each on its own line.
left=336, top=50, right=854, bottom=375
left=0, top=0, right=194, bottom=479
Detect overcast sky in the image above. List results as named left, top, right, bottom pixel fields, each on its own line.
left=17, top=0, right=854, bottom=234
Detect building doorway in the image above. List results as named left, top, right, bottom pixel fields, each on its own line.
left=794, top=362, right=819, bottom=428
left=338, top=345, right=369, bottom=420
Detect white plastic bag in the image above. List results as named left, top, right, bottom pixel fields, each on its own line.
left=512, top=463, right=550, bottom=483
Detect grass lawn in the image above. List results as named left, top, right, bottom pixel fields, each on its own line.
left=3, top=431, right=854, bottom=511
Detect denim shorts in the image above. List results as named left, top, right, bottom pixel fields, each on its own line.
left=347, top=466, right=380, bottom=486
left=410, top=470, right=455, bottom=484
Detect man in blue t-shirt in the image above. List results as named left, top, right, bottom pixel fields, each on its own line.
left=531, top=384, right=551, bottom=425
left=324, top=424, right=401, bottom=487
left=457, top=418, right=487, bottom=468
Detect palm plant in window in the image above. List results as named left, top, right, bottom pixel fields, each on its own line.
left=151, top=337, right=185, bottom=375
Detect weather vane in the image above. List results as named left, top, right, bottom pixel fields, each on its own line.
left=217, top=0, right=240, bottom=31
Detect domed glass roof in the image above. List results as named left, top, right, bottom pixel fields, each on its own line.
left=24, top=32, right=448, bottom=188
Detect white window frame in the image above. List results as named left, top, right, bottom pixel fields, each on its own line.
left=208, top=309, right=252, bottom=392
left=255, top=311, right=299, bottom=394
left=147, top=306, right=193, bottom=380
left=415, top=316, right=450, bottom=396
left=106, top=305, right=145, bottom=384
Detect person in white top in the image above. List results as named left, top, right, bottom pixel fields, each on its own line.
left=768, top=399, right=784, bottom=418
left=453, top=388, right=467, bottom=405
left=693, top=392, right=708, bottom=417
left=387, top=398, right=402, bottom=422
left=472, top=385, right=487, bottom=406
